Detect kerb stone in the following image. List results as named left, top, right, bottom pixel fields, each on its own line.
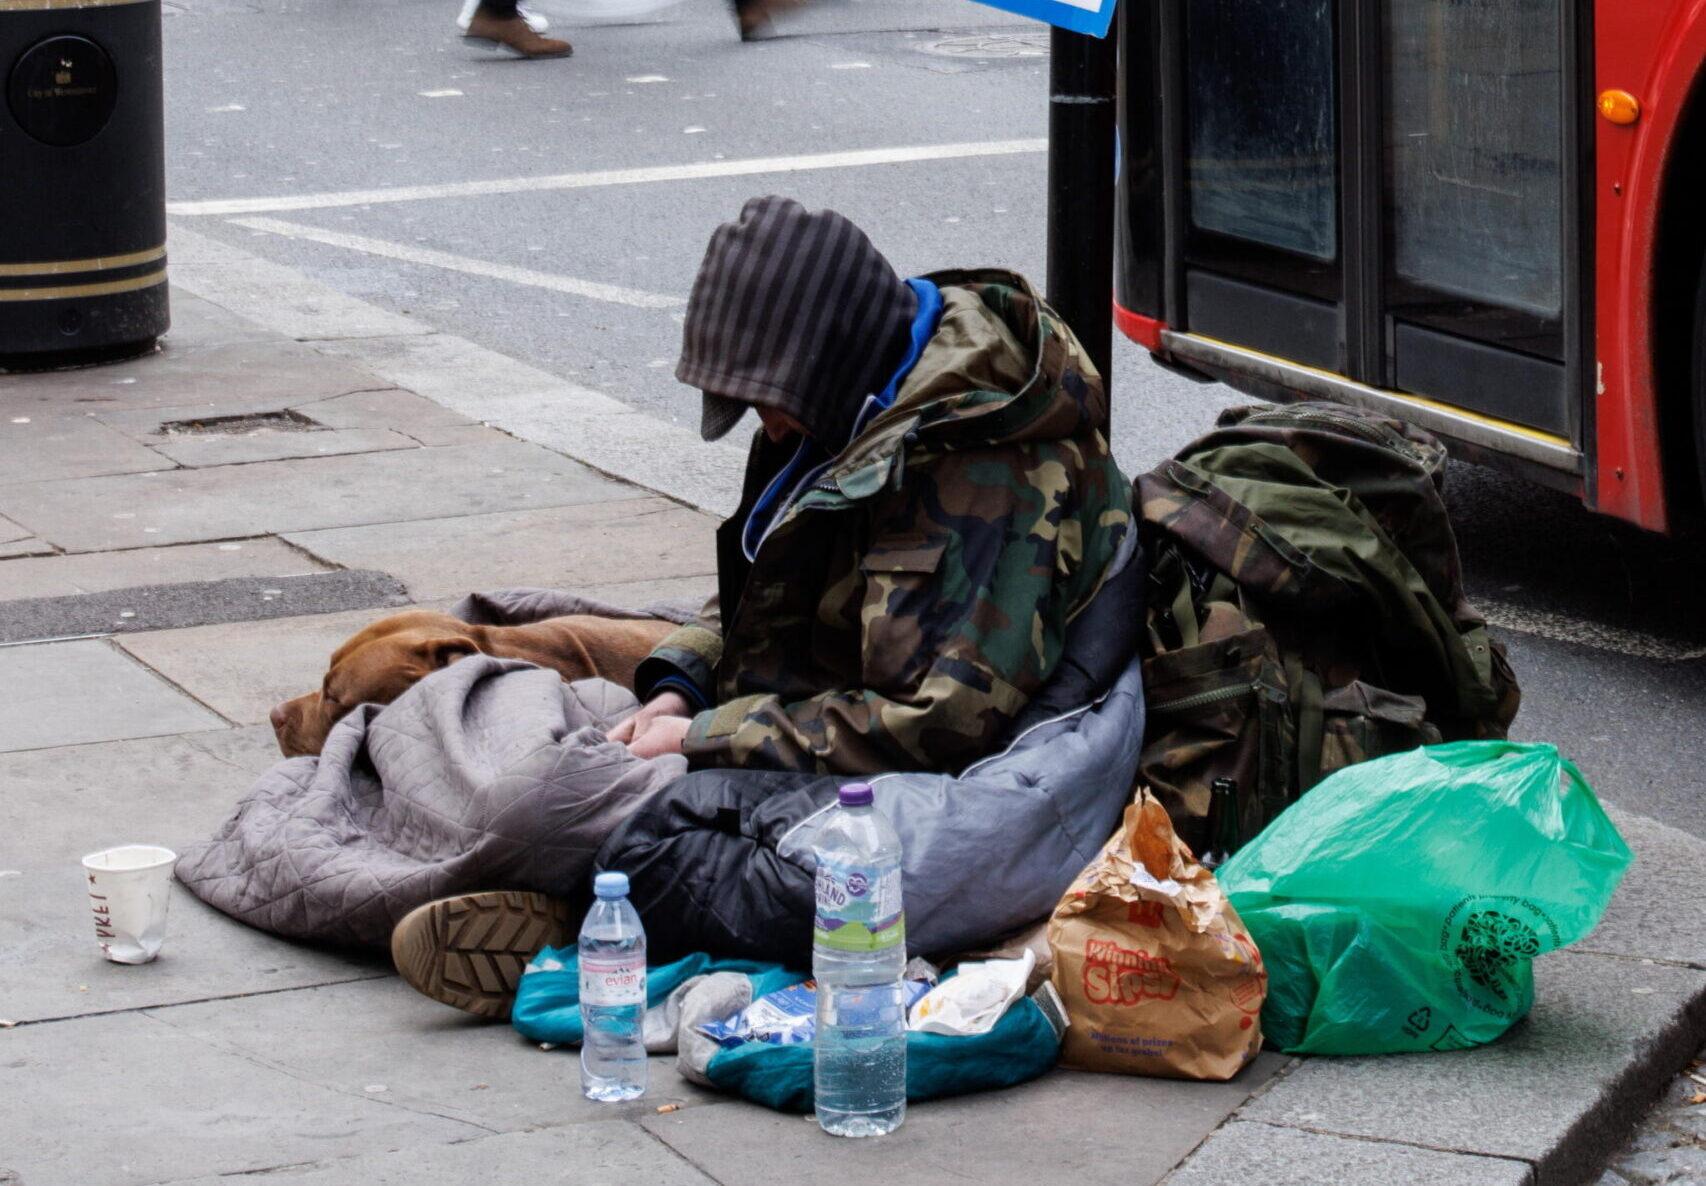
left=1164, top=1121, right=1534, bottom=1185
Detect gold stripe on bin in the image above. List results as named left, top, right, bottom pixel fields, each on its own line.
left=0, top=246, right=165, bottom=278
left=0, top=269, right=167, bottom=302
left=0, top=0, right=151, bottom=10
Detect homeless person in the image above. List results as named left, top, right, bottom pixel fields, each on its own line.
left=388, top=194, right=1136, bottom=1017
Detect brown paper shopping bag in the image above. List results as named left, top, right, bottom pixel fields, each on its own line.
left=1048, top=788, right=1266, bottom=1080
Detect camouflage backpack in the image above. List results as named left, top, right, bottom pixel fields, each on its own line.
left=1137, top=402, right=1521, bottom=853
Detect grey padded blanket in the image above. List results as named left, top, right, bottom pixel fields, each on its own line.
left=176, top=590, right=692, bottom=948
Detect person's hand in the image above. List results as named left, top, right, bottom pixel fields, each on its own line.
left=625, top=713, right=692, bottom=759
left=609, top=690, right=691, bottom=748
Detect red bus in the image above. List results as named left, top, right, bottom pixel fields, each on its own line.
left=1112, top=0, right=1701, bottom=532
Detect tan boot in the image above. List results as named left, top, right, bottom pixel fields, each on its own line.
left=391, top=890, right=575, bottom=1019
left=464, top=9, right=573, bottom=58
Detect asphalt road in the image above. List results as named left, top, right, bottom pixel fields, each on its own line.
left=162, top=0, right=1706, bottom=838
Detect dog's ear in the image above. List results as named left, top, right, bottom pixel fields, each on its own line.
left=421, top=636, right=479, bottom=669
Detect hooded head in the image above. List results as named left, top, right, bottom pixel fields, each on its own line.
left=678, top=196, right=918, bottom=448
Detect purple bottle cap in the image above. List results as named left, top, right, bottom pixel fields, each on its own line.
left=838, top=782, right=874, bottom=807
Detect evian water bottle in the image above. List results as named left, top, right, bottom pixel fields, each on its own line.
left=812, top=782, right=907, bottom=1137
left=579, top=871, right=647, bottom=1102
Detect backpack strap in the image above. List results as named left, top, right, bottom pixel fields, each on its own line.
left=1288, top=655, right=1325, bottom=794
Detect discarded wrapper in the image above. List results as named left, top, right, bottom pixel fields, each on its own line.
left=909, top=951, right=1034, bottom=1036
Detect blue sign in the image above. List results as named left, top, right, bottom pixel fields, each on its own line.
left=967, top=0, right=1117, bottom=38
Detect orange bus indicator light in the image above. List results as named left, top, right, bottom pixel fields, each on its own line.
left=1598, top=89, right=1640, bottom=125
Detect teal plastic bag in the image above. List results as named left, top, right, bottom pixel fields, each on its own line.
left=511, top=946, right=803, bottom=1044
left=513, top=949, right=1061, bottom=1111
left=704, top=982, right=1062, bottom=1112
left=1218, top=741, right=1632, bottom=1055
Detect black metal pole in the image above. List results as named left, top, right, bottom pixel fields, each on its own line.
left=1046, top=21, right=1119, bottom=392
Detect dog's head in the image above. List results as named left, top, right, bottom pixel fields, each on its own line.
left=270, top=611, right=482, bottom=757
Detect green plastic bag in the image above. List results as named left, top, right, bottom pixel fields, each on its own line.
left=1217, top=741, right=1632, bottom=1055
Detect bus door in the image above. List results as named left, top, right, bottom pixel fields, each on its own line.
left=1141, top=0, right=1584, bottom=444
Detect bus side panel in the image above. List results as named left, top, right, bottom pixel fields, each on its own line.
left=1595, top=0, right=1706, bottom=531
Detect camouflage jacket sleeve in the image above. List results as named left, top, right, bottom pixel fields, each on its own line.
left=633, top=594, right=722, bottom=709
left=683, top=443, right=1131, bottom=774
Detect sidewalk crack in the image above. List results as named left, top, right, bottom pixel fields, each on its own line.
left=635, top=1115, right=732, bottom=1184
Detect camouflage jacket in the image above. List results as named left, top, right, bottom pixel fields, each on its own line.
left=635, top=269, right=1133, bottom=775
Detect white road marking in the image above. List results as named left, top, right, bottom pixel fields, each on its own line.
left=166, top=138, right=1049, bottom=217
left=625, top=74, right=669, bottom=83
left=1478, top=597, right=1706, bottom=662
left=228, top=217, right=684, bottom=310
left=418, top=89, right=464, bottom=98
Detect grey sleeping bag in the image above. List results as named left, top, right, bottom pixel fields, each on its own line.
left=176, top=591, right=693, bottom=949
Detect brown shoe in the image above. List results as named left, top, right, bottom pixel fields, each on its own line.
left=463, top=10, right=573, bottom=57
left=391, top=890, right=575, bottom=1019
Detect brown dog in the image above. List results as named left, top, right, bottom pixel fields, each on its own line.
left=270, top=609, right=676, bottom=757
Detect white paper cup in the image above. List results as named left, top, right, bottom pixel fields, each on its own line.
left=81, top=845, right=177, bottom=964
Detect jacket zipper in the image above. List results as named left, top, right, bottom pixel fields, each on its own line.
left=1152, top=678, right=1274, bottom=714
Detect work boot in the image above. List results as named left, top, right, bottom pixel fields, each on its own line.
left=463, top=8, right=573, bottom=58
left=391, top=890, right=574, bottom=1019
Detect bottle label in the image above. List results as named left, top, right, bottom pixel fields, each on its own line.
left=580, top=952, right=647, bottom=1007
left=813, top=857, right=905, bottom=953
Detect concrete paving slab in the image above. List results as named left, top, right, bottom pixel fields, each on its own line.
left=0, top=440, right=626, bottom=551
left=0, top=512, right=31, bottom=546
left=169, top=223, right=435, bottom=340
left=516, top=397, right=747, bottom=517
left=1164, top=1121, right=1534, bottom=1185
left=284, top=497, right=717, bottom=600
left=0, top=413, right=172, bottom=483
left=301, top=386, right=479, bottom=431
left=163, top=1122, right=718, bottom=1186
left=0, top=511, right=54, bottom=557
left=159, top=288, right=278, bottom=349
left=158, top=977, right=724, bottom=1131
left=0, top=570, right=409, bottom=644
left=0, top=335, right=389, bottom=417
left=114, top=606, right=424, bottom=727
left=1239, top=953, right=1706, bottom=1182
left=4, top=725, right=284, bottom=853
left=149, top=425, right=418, bottom=467
left=642, top=1055, right=1288, bottom=1186
left=312, top=330, right=632, bottom=420
left=398, top=423, right=517, bottom=447
left=0, top=639, right=226, bottom=751
left=1, top=876, right=384, bottom=1025
left=317, top=333, right=745, bottom=516
left=0, top=726, right=382, bottom=1023
left=0, top=536, right=54, bottom=558
left=3, top=1011, right=480, bottom=1186
left=577, top=574, right=718, bottom=610
left=0, top=537, right=326, bottom=600
left=1579, top=805, right=1706, bottom=969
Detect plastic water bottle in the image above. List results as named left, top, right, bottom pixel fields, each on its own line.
left=812, top=782, right=907, bottom=1137
left=579, top=871, right=647, bottom=1102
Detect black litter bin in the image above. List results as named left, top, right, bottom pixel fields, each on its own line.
left=1, top=0, right=168, bottom=366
